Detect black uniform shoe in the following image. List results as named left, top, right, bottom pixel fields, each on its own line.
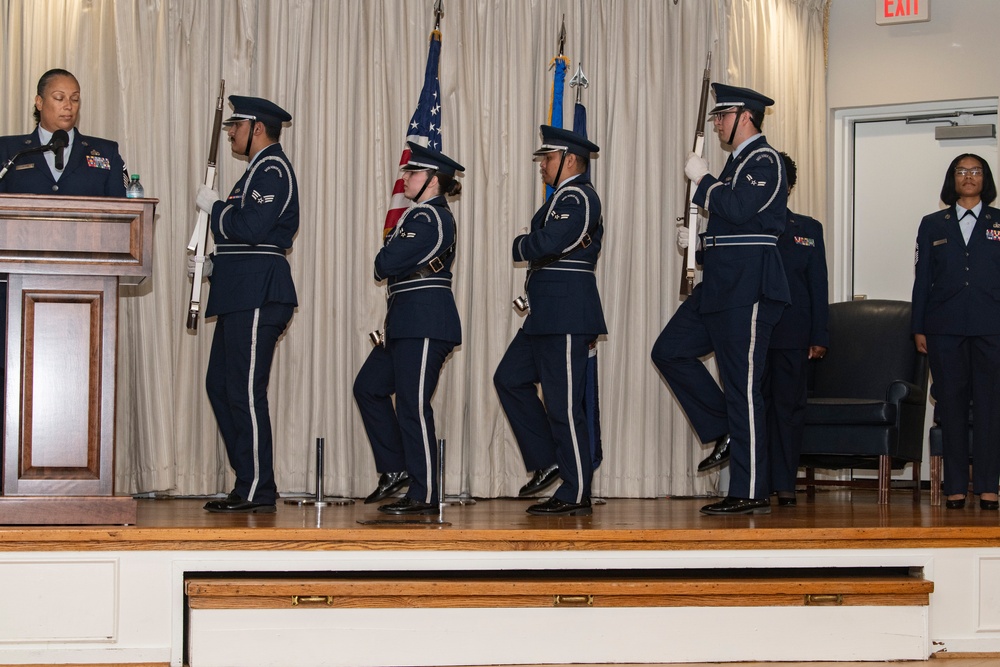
left=526, top=496, right=592, bottom=516
left=364, top=471, right=410, bottom=504
left=518, top=464, right=560, bottom=497
left=980, top=498, right=999, bottom=511
left=945, top=497, right=967, bottom=509
left=204, top=491, right=276, bottom=513
left=377, top=497, right=437, bottom=515
left=700, top=496, right=771, bottom=515
left=776, top=493, right=797, bottom=507
left=697, top=436, right=730, bottom=472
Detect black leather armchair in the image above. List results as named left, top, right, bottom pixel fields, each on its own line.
left=798, top=300, right=929, bottom=504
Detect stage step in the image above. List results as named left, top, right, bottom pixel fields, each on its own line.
left=187, top=571, right=932, bottom=609
left=185, top=569, right=932, bottom=666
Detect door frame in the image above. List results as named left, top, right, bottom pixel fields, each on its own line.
left=830, top=97, right=998, bottom=302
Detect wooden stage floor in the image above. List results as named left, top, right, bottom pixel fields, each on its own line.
left=3, top=490, right=999, bottom=552
left=3, top=491, right=999, bottom=665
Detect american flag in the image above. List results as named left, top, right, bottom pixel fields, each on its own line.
left=382, top=30, right=443, bottom=240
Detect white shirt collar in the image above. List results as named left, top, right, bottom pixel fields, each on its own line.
left=732, top=132, right=762, bottom=159
left=37, top=126, right=76, bottom=146
left=556, top=173, right=581, bottom=190
left=956, top=201, right=982, bottom=220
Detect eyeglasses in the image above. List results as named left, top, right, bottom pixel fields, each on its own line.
left=955, top=167, right=984, bottom=177
left=710, top=111, right=736, bottom=123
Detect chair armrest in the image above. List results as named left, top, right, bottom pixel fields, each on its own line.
left=886, top=380, right=925, bottom=406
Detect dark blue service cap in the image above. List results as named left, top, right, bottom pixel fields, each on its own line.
left=401, top=142, right=465, bottom=176
left=708, top=83, right=774, bottom=115
left=533, top=125, right=599, bottom=159
left=223, top=95, right=292, bottom=126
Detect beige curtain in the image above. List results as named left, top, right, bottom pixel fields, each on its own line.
left=0, top=0, right=827, bottom=500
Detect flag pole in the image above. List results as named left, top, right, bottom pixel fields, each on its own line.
left=380, top=2, right=445, bottom=241
left=569, top=63, right=589, bottom=105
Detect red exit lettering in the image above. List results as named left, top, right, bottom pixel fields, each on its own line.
left=884, top=0, right=918, bottom=17
left=877, top=0, right=929, bottom=25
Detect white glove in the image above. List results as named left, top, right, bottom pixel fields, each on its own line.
left=196, top=185, right=220, bottom=214
left=676, top=224, right=690, bottom=249
left=187, top=254, right=213, bottom=278
left=684, top=151, right=710, bottom=184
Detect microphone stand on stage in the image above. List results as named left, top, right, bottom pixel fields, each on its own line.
left=283, top=438, right=355, bottom=508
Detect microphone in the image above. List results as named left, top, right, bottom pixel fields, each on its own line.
left=0, top=131, right=69, bottom=181
left=50, top=129, right=69, bottom=171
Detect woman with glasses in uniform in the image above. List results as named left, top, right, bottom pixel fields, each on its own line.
left=912, top=153, right=1000, bottom=511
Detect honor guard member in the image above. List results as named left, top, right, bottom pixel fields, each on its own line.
left=912, top=154, right=1000, bottom=511
left=494, top=125, right=605, bottom=516
left=698, top=152, right=830, bottom=505
left=354, top=143, right=464, bottom=515
left=766, top=153, right=829, bottom=506
left=651, top=84, right=789, bottom=515
left=196, top=95, right=298, bottom=513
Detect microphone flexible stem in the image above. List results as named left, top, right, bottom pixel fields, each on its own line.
left=0, top=144, right=49, bottom=181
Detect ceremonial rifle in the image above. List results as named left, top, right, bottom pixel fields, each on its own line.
left=677, top=52, right=711, bottom=298
left=186, top=80, right=226, bottom=331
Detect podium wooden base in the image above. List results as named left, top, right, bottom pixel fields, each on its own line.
left=0, top=496, right=137, bottom=525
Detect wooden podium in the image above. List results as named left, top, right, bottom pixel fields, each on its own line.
left=0, top=193, right=155, bottom=524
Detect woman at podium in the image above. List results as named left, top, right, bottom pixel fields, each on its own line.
left=0, top=68, right=128, bottom=197
left=0, top=68, right=130, bottom=417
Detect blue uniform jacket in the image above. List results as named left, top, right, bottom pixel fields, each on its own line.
left=770, top=211, right=830, bottom=349
left=693, top=135, right=789, bottom=313
left=911, top=204, right=1000, bottom=336
left=205, top=143, right=298, bottom=317
left=0, top=128, right=126, bottom=197
left=512, top=174, right=606, bottom=336
left=375, top=195, right=461, bottom=344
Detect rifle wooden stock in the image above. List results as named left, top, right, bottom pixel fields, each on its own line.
left=187, top=80, right=226, bottom=331
left=678, top=52, right=712, bottom=299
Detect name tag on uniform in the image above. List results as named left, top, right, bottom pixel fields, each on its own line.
left=793, top=236, right=815, bottom=247
left=932, top=238, right=947, bottom=246
left=15, top=163, right=34, bottom=171
left=86, top=156, right=111, bottom=170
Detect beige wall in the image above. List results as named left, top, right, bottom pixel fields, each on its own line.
left=825, top=0, right=999, bottom=302
left=828, top=0, right=1000, bottom=110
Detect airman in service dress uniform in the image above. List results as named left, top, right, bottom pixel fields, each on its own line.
left=0, top=68, right=128, bottom=197
left=354, top=143, right=464, bottom=515
left=651, top=84, right=789, bottom=515
left=196, top=96, right=299, bottom=514
left=912, top=153, right=1000, bottom=511
left=494, top=126, right=605, bottom=516
left=766, top=153, right=829, bottom=506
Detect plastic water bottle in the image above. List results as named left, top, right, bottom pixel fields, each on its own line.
left=126, top=174, right=144, bottom=198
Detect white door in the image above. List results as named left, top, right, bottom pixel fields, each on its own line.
left=853, top=111, right=998, bottom=300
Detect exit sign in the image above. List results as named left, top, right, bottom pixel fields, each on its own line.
left=877, top=0, right=930, bottom=25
